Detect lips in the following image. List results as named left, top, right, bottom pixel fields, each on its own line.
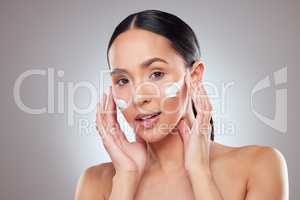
left=135, top=111, right=161, bottom=129
left=135, top=111, right=161, bottom=121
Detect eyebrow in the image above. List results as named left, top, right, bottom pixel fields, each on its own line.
left=110, top=57, right=168, bottom=76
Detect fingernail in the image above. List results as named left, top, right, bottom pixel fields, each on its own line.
left=104, top=87, right=110, bottom=95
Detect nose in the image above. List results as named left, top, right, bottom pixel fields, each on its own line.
left=133, top=94, right=150, bottom=107
left=132, top=81, right=159, bottom=107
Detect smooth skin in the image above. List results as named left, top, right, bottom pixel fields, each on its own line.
left=75, top=29, right=289, bottom=200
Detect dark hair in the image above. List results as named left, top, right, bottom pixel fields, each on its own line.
left=106, top=9, right=214, bottom=141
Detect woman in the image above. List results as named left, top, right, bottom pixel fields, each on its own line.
left=75, top=9, right=288, bottom=200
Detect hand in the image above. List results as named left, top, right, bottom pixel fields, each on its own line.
left=96, top=86, right=148, bottom=179
left=177, top=81, right=213, bottom=174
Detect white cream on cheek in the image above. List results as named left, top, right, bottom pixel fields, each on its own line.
left=114, top=75, right=186, bottom=110
left=164, top=78, right=184, bottom=98
left=115, top=98, right=128, bottom=110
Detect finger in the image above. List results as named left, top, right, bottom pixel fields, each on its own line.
left=96, top=99, right=109, bottom=140
left=105, top=86, right=117, bottom=124
left=100, top=87, right=117, bottom=136
left=107, top=86, right=127, bottom=142
left=101, top=132, right=129, bottom=166
left=98, top=122, right=117, bottom=148
left=98, top=92, right=114, bottom=140
left=97, top=92, right=108, bottom=138
left=109, top=126, right=125, bottom=148
left=96, top=102, right=101, bottom=130
left=197, top=83, right=213, bottom=111
left=194, top=112, right=211, bottom=138
left=97, top=93, right=125, bottom=150
left=191, top=84, right=202, bottom=112
left=105, top=86, right=129, bottom=144
left=97, top=103, right=128, bottom=161
left=196, top=84, right=213, bottom=125
left=193, top=85, right=213, bottom=119
left=177, top=118, right=191, bottom=148
left=101, top=91, right=108, bottom=114
left=106, top=123, right=127, bottom=149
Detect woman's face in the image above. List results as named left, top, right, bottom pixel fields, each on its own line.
left=108, top=28, right=191, bottom=143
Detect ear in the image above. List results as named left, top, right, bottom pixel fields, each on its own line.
left=190, top=59, right=205, bottom=88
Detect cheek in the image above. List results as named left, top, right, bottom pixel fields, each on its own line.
left=160, top=98, right=181, bottom=114
left=159, top=82, right=188, bottom=115
left=158, top=85, right=188, bottom=131
left=159, top=98, right=182, bottom=132
left=121, top=109, right=135, bottom=126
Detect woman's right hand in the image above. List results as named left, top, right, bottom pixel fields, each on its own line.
left=96, top=86, right=148, bottom=180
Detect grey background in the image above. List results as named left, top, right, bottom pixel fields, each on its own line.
left=0, top=0, right=299, bottom=199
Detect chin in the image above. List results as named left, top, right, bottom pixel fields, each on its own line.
left=141, top=133, right=168, bottom=143
left=136, top=123, right=173, bottom=143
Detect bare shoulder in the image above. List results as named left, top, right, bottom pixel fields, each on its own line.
left=212, top=142, right=289, bottom=199
left=75, top=162, right=115, bottom=200
left=231, top=144, right=288, bottom=179
left=212, top=142, right=287, bottom=166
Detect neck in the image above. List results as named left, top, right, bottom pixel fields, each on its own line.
left=146, top=97, right=195, bottom=175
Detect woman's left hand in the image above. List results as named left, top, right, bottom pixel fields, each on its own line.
left=177, top=81, right=213, bottom=174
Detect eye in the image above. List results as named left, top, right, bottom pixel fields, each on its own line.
left=115, top=78, right=129, bottom=86
left=150, top=71, right=165, bottom=80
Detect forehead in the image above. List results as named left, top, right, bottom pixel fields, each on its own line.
left=108, top=29, right=183, bottom=70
